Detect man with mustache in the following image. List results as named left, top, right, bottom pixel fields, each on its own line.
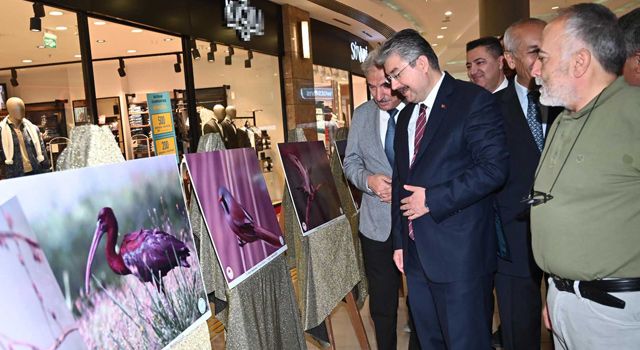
left=376, top=29, right=509, bottom=348
left=343, top=48, right=416, bottom=350
left=619, top=7, right=640, bottom=86
left=531, top=3, right=640, bottom=348
left=466, top=36, right=508, bottom=93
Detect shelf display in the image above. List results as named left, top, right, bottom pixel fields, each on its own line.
left=278, top=141, right=344, bottom=235
left=126, top=94, right=154, bottom=159
left=184, top=148, right=287, bottom=289
left=0, top=156, right=210, bottom=349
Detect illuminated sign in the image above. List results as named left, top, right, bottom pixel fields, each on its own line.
left=300, top=87, right=334, bottom=100
left=351, top=42, right=368, bottom=63
left=224, top=0, right=265, bottom=41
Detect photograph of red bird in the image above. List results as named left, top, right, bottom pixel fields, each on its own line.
left=218, top=186, right=284, bottom=248
left=84, top=207, right=191, bottom=294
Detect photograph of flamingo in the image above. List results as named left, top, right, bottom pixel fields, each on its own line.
left=184, top=148, right=287, bottom=289
left=0, top=156, right=210, bottom=350
left=278, top=141, right=344, bottom=235
left=0, top=197, right=87, bottom=350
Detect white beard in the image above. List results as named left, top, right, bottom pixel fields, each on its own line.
left=536, top=77, right=567, bottom=107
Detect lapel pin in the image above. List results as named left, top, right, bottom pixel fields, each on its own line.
left=441, top=104, right=447, bottom=109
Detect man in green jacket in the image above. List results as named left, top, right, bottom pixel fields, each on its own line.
left=531, top=3, right=640, bottom=349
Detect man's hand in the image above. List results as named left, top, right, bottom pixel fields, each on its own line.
left=393, top=249, right=404, bottom=273
left=400, top=185, right=429, bottom=220
left=543, top=303, right=552, bottom=331
left=367, top=174, right=392, bottom=203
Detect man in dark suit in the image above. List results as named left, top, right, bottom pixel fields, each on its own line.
left=494, top=19, right=562, bottom=350
left=375, top=29, right=509, bottom=349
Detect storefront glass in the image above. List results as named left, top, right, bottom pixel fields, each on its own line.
left=352, top=74, right=368, bottom=109
left=312, top=64, right=351, bottom=149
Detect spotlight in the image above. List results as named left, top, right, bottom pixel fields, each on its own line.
left=10, top=69, right=18, bottom=87
left=117, top=58, right=126, bottom=77
left=228, top=46, right=235, bottom=56
left=225, top=55, right=232, bottom=65
left=29, top=17, right=41, bottom=32
left=210, top=42, right=217, bottom=52
left=174, top=54, right=182, bottom=73
left=33, top=2, right=45, bottom=18
left=247, top=49, right=253, bottom=60
left=244, top=59, right=251, bottom=68
left=190, top=38, right=201, bottom=60
left=208, top=42, right=216, bottom=62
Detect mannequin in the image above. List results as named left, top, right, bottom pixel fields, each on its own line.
left=222, top=105, right=251, bottom=148
left=0, top=97, right=49, bottom=178
left=199, top=106, right=223, bottom=137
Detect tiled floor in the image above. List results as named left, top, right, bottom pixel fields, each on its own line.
left=212, top=290, right=555, bottom=349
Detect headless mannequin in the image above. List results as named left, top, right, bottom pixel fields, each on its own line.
left=226, top=105, right=251, bottom=149
left=0, top=97, right=49, bottom=178
left=199, top=106, right=222, bottom=136
left=211, top=104, right=232, bottom=147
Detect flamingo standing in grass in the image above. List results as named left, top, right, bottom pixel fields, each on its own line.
left=84, top=207, right=190, bottom=294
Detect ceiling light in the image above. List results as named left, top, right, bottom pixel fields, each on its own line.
left=244, top=59, right=251, bottom=68
left=300, top=20, right=311, bottom=59
left=127, top=49, right=137, bottom=53
left=96, top=39, right=106, bottom=43
left=30, top=17, right=41, bottom=32
left=94, top=21, right=106, bottom=26
left=444, top=10, right=453, bottom=16
left=22, top=59, right=33, bottom=63
left=247, top=49, right=253, bottom=60
left=55, top=26, right=68, bottom=31
left=225, top=55, right=232, bottom=65
left=49, top=10, right=64, bottom=16
left=552, top=6, right=559, bottom=10
left=432, top=43, right=439, bottom=47
left=36, top=45, right=45, bottom=49
left=436, top=35, right=444, bottom=39
left=174, top=54, right=182, bottom=73
left=33, top=3, right=45, bottom=18
left=10, top=69, right=18, bottom=87
left=163, top=38, right=173, bottom=42
left=74, top=54, right=81, bottom=58
left=117, top=58, right=126, bottom=77
left=131, top=28, right=143, bottom=33
left=440, top=26, right=448, bottom=30
left=228, top=46, right=235, bottom=56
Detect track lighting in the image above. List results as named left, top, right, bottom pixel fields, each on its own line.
left=190, top=38, right=201, bottom=60
left=244, top=59, right=251, bottom=68
left=247, top=49, right=253, bottom=60
left=10, top=69, right=18, bottom=87
left=33, top=3, right=45, bottom=18
left=174, top=54, right=182, bottom=73
left=225, top=55, right=232, bottom=65
left=228, top=46, right=235, bottom=56
left=207, top=42, right=216, bottom=62
left=117, top=58, right=126, bottom=77
left=29, top=16, right=41, bottom=32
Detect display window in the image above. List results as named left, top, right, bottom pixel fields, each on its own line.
left=0, top=1, right=85, bottom=177
left=312, top=65, right=352, bottom=150
left=351, top=74, right=368, bottom=109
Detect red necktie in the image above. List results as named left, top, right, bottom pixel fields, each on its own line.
left=408, top=104, right=427, bottom=240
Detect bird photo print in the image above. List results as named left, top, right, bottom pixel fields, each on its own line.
left=0, top=156, right=210, bottom=350
left=278, top=141, right=344, bottom=235
left=184, top=148, right=287, bottom=289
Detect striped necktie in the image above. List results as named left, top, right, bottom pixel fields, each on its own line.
left=408, top=104, right=427, bottom=240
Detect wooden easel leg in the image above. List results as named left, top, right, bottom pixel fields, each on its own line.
left=345, top=291, right=371, bottom=350
left=325, top=316, right=336, bottom=350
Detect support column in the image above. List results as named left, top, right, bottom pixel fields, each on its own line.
left=479, top=0, right=530, bottom=37
left=281, top=5, right=317, bottom=141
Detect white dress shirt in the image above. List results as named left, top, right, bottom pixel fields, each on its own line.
left=514, top=75, right=547, bottom=136
left=407, top=73, right=446, bottom=161
left=493, top=76, right=509, bottom=94
left=379, top=102, right=406, bottom=146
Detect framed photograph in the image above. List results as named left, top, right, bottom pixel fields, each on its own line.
left=0, top=83, right=7, bottom=110
left=278, top=141, right=344, bottom=235
left=184, top=149, right=286, bottom=289
left=0, top=156, right=210, bottom=350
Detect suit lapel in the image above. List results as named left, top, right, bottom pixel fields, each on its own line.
left=411, top=73, right=454, bottom=168
left=396, top=103, right=414, bottom=176
left=503, top=83, right=540, bottom=154
left=372, top=103, right=386, bottom=157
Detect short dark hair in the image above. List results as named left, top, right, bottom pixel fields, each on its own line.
left=466, top=36, right=504, bottom=58
left=558, top=3, right=626, bottom=75
left=375, top=29, right=440, bottom=71
left=619, top=7, right=640, bottom=58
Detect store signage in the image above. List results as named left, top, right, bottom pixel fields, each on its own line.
left=147, top=92, right=178, bottom=158
left=43, top=31, right=57, bottom=49
left=300, top=87, right=334, bottom=100
left=351, top=42, right=368, bottom=63
left=224, top=0, right=265, bottom=41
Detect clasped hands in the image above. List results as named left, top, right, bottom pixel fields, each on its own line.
left=367, top=174, right=429, bottom=219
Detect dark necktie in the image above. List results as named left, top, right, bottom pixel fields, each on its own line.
left=526, top=90, right=544, bottom=152
left=408, top=104, right=428, bottom=240
left=384, top=108, right=399, bottom=166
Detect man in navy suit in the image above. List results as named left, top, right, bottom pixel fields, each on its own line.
left=376, top=29, right=509, bottom=349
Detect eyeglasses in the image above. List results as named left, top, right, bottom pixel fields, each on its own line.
left=385, top=58, right=417, bottom=84
left=522, top=190, right=554, bottom=207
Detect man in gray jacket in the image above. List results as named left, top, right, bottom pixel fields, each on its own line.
left=344, top=49, right=407, bottom=350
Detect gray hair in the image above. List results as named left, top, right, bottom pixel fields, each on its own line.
left=558, top=3, right=626, bottom=75
left=375, top=29, right=440, bottom=71
left=503, top=18, right=546, bottom=53
left=361, top=48, right=381, bottom=75
left=619, top=7, right=640, bottom=58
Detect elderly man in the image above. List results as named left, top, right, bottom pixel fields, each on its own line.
left=619, top=7, right=640, bottom=86
left=376, top=29, right=508, bottom=349
left=343, top=49, right=410, bottom=350
left=531, top=3, right=640, bottom=349
left=466, top=36, right=508, bottom=93
left=492, top=18, right=563, bottom=350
